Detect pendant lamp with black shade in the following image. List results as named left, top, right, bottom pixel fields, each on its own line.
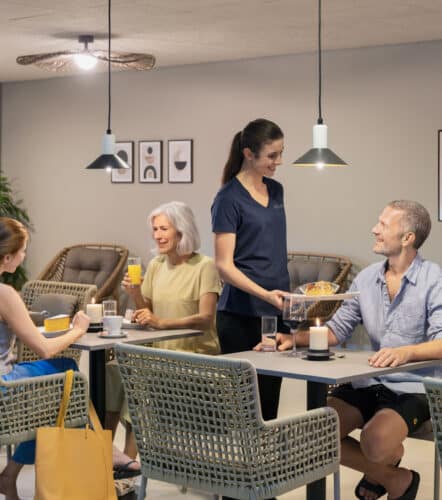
left=86, top=0, right=129, bottom=171
left=293, top=0, right=347, bottom=168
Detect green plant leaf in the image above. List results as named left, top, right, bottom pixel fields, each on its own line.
left=0, top=174, right=32, bottom=290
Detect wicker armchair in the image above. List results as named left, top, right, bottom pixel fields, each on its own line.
left=116, top=345, right=341, bottom=500
left=18, top=279, right=97, bottom=363
left=38, top=243, right=129, bottom=303
left=287, top=251, right=352, bottom=323
left=0, top=371, right=88, bottom=446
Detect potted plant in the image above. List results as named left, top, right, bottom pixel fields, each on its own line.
left=0, top=174, right=32, bottom=290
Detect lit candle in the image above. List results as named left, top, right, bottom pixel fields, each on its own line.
left=309, top=318, right=328, bottom=351
left=86, top=299, right=103, bottom=324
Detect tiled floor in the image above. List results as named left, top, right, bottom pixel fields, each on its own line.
left=1, top=353, right=438, bottom=499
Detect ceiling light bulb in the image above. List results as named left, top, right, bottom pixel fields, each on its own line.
left=105, top=166, right=112, bottom=173
left=74, top=52, right=97, bottom=70
left=316, top=162, right=325, bottom=169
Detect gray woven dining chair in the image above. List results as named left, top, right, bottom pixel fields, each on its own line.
left=18, top=279, right=97, bottom=364
left=0, top=371, right=89, bottom=460
left=115, top=345, right=341, bottom=500
left=422, top=377, right=442, bottom=500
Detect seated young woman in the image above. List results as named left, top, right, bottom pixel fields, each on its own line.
left=0, top=217, right=90, bottom=499
left=0, top=217, right=138, bottom=500
left=106, top=201, right=221, bottom=460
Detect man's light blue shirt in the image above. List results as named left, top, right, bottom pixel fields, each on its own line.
left=327, top=254, right=442, bottom=393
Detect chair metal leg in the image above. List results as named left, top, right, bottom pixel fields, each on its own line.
left=434, top=444, right=440, bottom=500
left=333, top=469, right=340, bottom=500
left=6, top=444, right=12, bottom=461
left=137, top=476, right=148, bottom=500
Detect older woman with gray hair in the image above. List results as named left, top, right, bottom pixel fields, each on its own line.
left=123, top=200, right=220, bottom=353
left=106, top=201, right=221, bottom=465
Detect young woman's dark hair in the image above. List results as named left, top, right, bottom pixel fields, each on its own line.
left=221, top=118, right=284, bottom=185
left=0, top=217, right=28, bottom=262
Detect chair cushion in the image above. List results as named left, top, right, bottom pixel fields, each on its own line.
left=62, top=248, right=121, bottom=289
left=32, top=293, right=78, bottom=317
left=288, top=260, right=340, bottom=291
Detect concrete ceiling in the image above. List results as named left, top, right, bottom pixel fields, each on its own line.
left=1, top=0, right=442, bottom=82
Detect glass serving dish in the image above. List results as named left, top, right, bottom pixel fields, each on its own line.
left=296, top=281, right=339, bottom=296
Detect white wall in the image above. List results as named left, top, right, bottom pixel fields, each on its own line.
left=2, top=40, right=442, bottom=277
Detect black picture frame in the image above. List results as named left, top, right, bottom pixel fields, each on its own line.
left=168, top=139, right=193, bottom=183
left=139, top=140, right=163, bottom=183
left=111, top=141, right=134, bottom=183
left=439, top=130, right=442, bottom=221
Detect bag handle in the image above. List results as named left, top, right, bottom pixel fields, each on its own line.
left=56, top=369, right=74, bottom=427
left=56, top=369, right=105, bottom=434
left=88, top=400, right=104, bottom=433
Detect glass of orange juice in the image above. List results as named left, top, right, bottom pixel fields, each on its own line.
left=127, top=256, right=142, bottom=286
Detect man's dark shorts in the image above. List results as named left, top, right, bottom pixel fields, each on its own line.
left=330, top=383, right=430, bottom=434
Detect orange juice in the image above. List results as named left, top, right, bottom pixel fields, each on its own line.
left=128, top=264, right=142, bottom=285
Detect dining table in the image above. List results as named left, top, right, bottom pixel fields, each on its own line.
left=69, top=327, right=202, bottom=423
left=222, top=348, right=442, bottom=500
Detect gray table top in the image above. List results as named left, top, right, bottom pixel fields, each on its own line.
left=69, top=328, right=201, bottom=351
left=222, top=349, right=442, bottom=385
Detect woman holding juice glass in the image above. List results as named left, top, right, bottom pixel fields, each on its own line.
left=106, top=201, right=221, bottom=460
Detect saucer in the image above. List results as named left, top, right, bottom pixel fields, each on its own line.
left=42, top=328, right=70, bottom=338
left=98, top=331, right=127, bottom=339
left=87, top=322, right=103, bottom=333
left=302, top=349, right=335, bottom=361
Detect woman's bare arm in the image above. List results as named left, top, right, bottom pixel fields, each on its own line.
left=132, top=292, right=217, bottom=330
left=0, top=284, right=89, bottom=359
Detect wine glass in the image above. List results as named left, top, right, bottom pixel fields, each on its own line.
left=282, top=296, right=307, bottom=357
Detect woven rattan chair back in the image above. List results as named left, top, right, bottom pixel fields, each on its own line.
left=116, top=344, right=341, bottom=500
left=18, top=280, right=97, bottom=363
left=287, top=251, right=352, bottom=323
left=38, top=243, right=129, bottom=303
left=21, top=280, right=97, bottom=313
left=0, top=371, right=88, bottom=445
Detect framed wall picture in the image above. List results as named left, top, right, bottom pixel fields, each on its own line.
left=439, top=130, right=442, bottom=221
left=111, top=141, right=134, bottom=183
left=168, top=139, right=193, bottom=183
left=139, top=140, right=162, bottom=183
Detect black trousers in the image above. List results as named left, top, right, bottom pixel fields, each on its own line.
left=216, top=310, right=282, bottom=421
left=217, top=311, right=280, bottom=500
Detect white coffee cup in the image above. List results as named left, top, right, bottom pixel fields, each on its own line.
left=103, top=315, right=123, bottom=335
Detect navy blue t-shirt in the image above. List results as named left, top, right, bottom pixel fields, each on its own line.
left=211, top=177, right=290, bottom=316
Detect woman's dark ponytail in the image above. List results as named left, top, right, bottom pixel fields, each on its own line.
left=221, top=132, right=243, bottom=185
left=221, top=119, right=283, bottom=185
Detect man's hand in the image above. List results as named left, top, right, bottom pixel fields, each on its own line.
left=368, top=346, right=413, bottom=367
left=253, top=333, right=293, bottom=351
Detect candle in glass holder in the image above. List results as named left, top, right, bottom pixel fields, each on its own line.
left=86, top=299, right=103, bottom=323
left=309, top=318, right=328, bottom=351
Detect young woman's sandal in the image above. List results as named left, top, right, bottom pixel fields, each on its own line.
left=354, top=459, right=401, bottom=499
